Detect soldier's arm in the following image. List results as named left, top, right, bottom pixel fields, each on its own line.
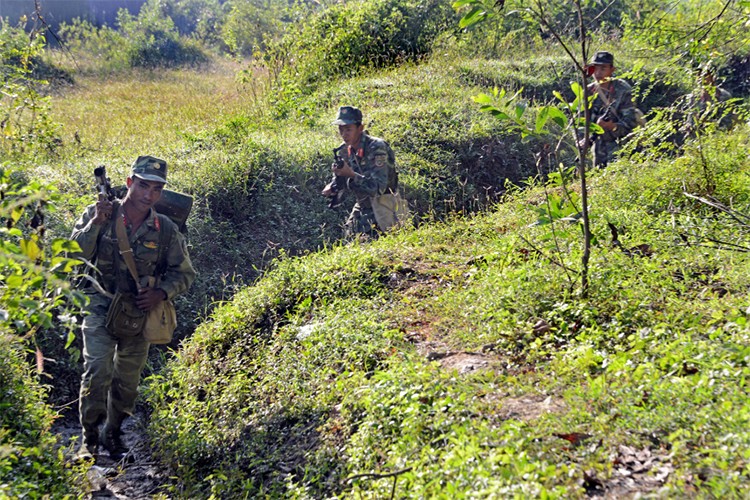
left=158, top=229, right=196, bottom=300
left=70, top=205, right=104, bottom=261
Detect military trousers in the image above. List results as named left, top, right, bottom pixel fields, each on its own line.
left=345, top=204, right=380, bottom=239
left=79, top=293, right=150, bottom=440
left=593, top=138, right=620, bottom=167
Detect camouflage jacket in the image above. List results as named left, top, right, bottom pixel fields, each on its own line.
left=71, top=203, right=195, bottom=299
left=588, top=79, right=638, bottom=142
left=332, top=132, right=398, bottom=209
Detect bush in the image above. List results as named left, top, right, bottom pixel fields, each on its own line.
left=221, top=0, right=289, bottom=56
left=118, top=6, right=209, bottom=68
left=143, top=0, right=227, bottom=45
left=58, top=7, right=209, bottom=71
left=264, top=0, right=456, bottom=100
left=0, top=20, right=61, bottom=156
left=0, top=170, right=85, bottom=498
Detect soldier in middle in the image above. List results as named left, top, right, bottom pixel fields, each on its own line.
left=322, top=105, right=403, bottom=239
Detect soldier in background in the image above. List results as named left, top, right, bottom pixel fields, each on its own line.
left=681, top=64, right=734, bottom=135
left=583, top=51, right=638, bottom=167
left=322, top=106, right=406, bottom=239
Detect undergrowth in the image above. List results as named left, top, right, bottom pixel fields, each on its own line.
left=145, top=126, right=750, bottom=497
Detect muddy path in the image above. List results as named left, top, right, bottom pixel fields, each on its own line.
left=54, top=406, right=172, bottom=499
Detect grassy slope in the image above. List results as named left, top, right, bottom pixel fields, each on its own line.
left=31, top=41, right=745, bottom=496
left=40, top=53, right=588, bottom=336
left=145, top=124, right=750, bottom=497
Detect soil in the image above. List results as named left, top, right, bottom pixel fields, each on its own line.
left=54, top=407, right=172, bottom=499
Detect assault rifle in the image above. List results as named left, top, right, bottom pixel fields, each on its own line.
left=325, top=145, right=348, bottom=209
left=94, top=165, right=117, bottom=201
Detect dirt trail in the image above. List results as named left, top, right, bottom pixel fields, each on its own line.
left=54, top=407, right=172, bottom=499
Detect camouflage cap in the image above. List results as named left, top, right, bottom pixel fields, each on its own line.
left=131, top=155, right=167, bottom=184
left=589, top=51, right=614, bottom=65
left=332, top=106, right=363, bottom=126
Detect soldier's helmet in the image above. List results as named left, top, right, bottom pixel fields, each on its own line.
left=332, top=106, right=363, bottom=126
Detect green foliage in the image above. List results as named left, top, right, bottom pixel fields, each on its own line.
left=117, top=5, right=209, bottom=68
left=451, top=0, right=638, bottom=57
left=58, top=6, right=209, bottom=71
left=144, top=0, right=227, bottom=44
left=263, top=0, right=456, bottom=109
left=221, top=0, right=290, bottom=56
left=0, top=333, right=78, bottom=499
left=56, top=18, right=130, bottom=71
left=0, top=171, right=84, bottom=498
left=621, top=0, right=750, bottom=70
left=0, top=170, right=86, bottom=342
left=0, top=20, right=61, bottom=156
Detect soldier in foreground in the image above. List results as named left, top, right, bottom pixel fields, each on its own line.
left=322, top=106, right=408, bottom=239
left=71, top=156, right=195, bottom=461
left=583, top=51, right=638, bottom=167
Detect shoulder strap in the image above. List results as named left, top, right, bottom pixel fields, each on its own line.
left=114, top=205, right=140, bottom=285
left=596, top=84, right=619, bottom=119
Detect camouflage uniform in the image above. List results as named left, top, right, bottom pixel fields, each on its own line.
left=588, top=79, right=638, bottom=167
left=71, top=203, right=195, bottom=447
left=331, top=132, right=398, bottom=238
left=683, top=85, right=734, bottom=133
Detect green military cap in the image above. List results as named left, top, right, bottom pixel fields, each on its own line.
left=332, top=106, right=363, bottom=125
left=131, top=155, right=168, bottom=184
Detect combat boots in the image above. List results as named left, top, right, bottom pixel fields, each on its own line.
left=100, top=424, right=130, bottom=461
left=74, top=431, right=99, bottom=462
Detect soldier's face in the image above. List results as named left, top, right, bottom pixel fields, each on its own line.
left=338, top=123, right=364, bottom=147
left=126, top=177, right=164, bottom=212
left=593, top=64, right=615, bottom=82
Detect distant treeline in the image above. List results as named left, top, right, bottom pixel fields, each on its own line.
left=0, top=0, right=144, bottom=30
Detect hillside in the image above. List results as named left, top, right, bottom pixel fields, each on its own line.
left=1, top=0, right=749, bottom=497
left=142, top=127, right=750, bottom=497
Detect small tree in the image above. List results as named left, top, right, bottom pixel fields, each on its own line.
left=0, top=19, right=60, bottom=156
left=454, top=0, right=604, bottom=295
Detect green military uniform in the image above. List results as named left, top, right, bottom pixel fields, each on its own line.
left=588, top=78, right=638, bottom=167
left=331, top=133, right=398, bottom=238
left=71, top=158, right=195, bottom=459
left=683, top=85, right=734, bottom=133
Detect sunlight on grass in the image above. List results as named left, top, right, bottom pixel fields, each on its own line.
left=49, top=60, right=253, bottom=156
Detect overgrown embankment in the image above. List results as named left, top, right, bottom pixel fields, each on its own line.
left=146, top=128, right=750, bottom=497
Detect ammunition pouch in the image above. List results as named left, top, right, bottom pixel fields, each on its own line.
left=105, top=292, right=145, bottom=337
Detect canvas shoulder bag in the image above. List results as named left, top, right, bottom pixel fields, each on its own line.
left=371, top=190, right=410, bottom=232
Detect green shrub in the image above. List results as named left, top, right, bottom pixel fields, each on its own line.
left=264, top=0, right=456, bottom=102
left=0, top=170, right=85, bottom=498
left=0, top=333, right=79, bottom=499
left=0, top=20, right=61, bottom=156
left=221, top=0, right=290, bottom=56
left=117, top=6, right=209, bottom=68
left=143, top=0, right=227, bottom=45
left=58, top=7, right=209, bottom=71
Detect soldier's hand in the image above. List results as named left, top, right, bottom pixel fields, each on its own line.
left=136, top=286, right=167, bottom=312
left=596, top=117, right=617, bottom=131
left=322, top=183, right=335, bottom=197
left=333, top=163, right=357, bottom=178
left=92, top=197, right=114, bottom=225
